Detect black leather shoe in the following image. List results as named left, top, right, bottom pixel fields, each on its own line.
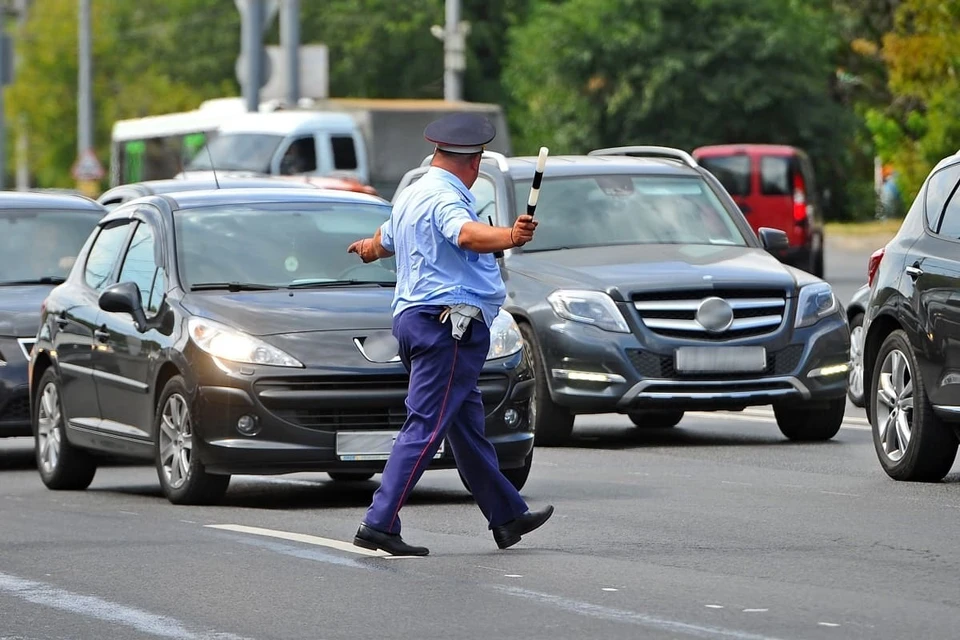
left=353, top=523, right=429, bottom=556
left=492, top=505, right=555, bottom=549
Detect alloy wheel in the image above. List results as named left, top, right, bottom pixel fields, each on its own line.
left=36, top=382, right=62, bottom=474
left=848, top=324, right=864, bottom=400
left=159, top=393, right=193, bottom=489
left=875, top=349, right=914, bottom=462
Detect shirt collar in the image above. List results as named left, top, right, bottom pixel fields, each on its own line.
left=427, top=166, right=476, bottom=207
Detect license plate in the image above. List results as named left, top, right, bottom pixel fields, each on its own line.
left=674, top=346, right=767, bottom=373
left=335, top=430, right=444, bottom=462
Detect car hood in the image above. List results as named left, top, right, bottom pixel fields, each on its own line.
left=507, top=244, right=801, bottom=298
left=0, top=285, right=52, bottom=336
left=181, top=287, right=397, bottom=337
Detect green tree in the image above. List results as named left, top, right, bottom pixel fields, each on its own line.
left=503, top=0, right=859, bottom=219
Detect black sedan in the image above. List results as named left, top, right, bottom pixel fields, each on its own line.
left=1, top=192, right=106, bottom=438
left=396, top=148, right=852, bottom=445
left=29, top=188, right=534, bottom=504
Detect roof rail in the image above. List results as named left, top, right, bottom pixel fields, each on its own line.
left=588, top=145, right=698, bottom=168
left=419, top=150, right=511, bottom=173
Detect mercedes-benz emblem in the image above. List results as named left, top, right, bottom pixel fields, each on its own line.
left=695, top=297, right=734, bottom=333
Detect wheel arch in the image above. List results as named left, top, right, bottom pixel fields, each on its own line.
left=862, top=313, right=903, bottom=422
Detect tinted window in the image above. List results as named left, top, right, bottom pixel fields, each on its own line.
left=511, top=175, right=747, bottom=252
left=924, top=164, right=960, bottom=231
left=185, top=133, right=283, bottom=173
left=174, top=202, right=396, bottom=288
left=936, top=189, right=960, bottom=240
left=760, top=156, right=793, bottom=196
left=0, top=208, right=102, bottom=284
left=84, top=223, right=131, bottom=291
left=118, top=223, right=164, bottom=315
left=331, top=136, right=358, bottom=170
left=279, top=136, right=317, bottom=175
left=698, top=155, right=751, bottom=196
left=471, top=176, right=497, bottom=221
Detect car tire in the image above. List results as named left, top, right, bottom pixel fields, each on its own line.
left=327, top=471, right=375, bottom=482
left=458, top=450, right=533, bottom=494
left=628, top=411, right=684, bottom=428
left=774, top=397, right=845, bottom=441
left=847, top=312, right=865, bottom=407
left=154, top=375, right=230, bottom=505
left=870, top=330, right=959, bottom=482
left=518, top=322, right=574, bottom=446
left=33, top=368, right=97, bottom=491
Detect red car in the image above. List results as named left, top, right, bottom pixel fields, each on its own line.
left=693, top=144, right=825, bottom=278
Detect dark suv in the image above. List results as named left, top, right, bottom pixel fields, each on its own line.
left=395, top=147, right=851, bottom=446
left=861, top=152, right=960, bottom=481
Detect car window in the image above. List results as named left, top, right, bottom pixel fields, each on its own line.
left=511, top=174, right=748, bottom=251
left=279, top=136, right=317, bottom=175
left=935, top=185, right=960, bottom=240
left=331, top=135, right=358, bottom=170
left=0, top=208, right=102, bottom=284
left=118, top=222, right=164, bottom=315
left=698, top=155, right=751, bottom=196
left=185, top=133, right=284, bottom=173
left=84, top=222, right=132, bottom=291
left=174, top=202, right=396, bottom=288
left=925, top=164, right=960, bottom=231
left=760, top=156, right=792, bottom=196
left=471, top=176, right=497, bottom=222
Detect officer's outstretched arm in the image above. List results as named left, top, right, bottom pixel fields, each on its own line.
left=347, top=227, right=394, bottom=263
left=457, top=215, right=538, bottom=253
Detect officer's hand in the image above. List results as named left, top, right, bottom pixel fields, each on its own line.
left=511, top=215, right=538, bottom=246
left=347, top=239, right=376, bottom=263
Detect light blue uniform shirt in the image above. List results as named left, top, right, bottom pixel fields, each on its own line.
left=379, top=166, right=506, bottom=327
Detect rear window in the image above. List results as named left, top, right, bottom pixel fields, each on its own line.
left=924, top=164, right=960, bottom=231
left=760, top=156, right=793, bottom=196
left=698, top=155, right=751, bottom=196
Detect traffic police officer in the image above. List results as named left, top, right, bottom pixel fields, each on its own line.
left=346, top=113, right=554, bottom=556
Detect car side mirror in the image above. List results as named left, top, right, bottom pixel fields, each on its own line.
left=99, top=282, right=149, bottom=333
left=758, top=227, right=790, bottom=253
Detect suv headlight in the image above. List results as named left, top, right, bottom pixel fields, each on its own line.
left=188, top=317, right=303, bottom=368
left=487, top=310, right=523, bottom=360
left=795, top=282, right=838, bottom=328
left=547, top=289, right=630, bottom=333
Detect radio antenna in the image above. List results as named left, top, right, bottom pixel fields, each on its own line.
left=204, top=139, right=221, bottom=190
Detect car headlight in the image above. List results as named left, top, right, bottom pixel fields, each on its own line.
left=487, top=310, right=523, bottom=360
left=795, top=282, right=839, bottom=328
left=188, top=317, right=303, bottom=368
left=546, top=289, right=630, bottom=333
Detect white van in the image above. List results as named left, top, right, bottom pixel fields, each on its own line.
left=180, top=110, right=369, bottom=185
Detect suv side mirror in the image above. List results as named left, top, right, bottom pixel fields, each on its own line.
left=758, top=227, right=790, bottom=253
left=99, top=281, right=148, bottom=333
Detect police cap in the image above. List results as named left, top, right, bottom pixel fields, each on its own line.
left=424, top=113, right=496, bottom=154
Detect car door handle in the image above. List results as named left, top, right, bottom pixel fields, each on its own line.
left=94, top=328, right=110, bottom=342
left=55, top=316, right=68, bottom=329
left=905, top=265, right=924, bottom=279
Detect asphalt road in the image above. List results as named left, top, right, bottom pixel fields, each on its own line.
left=3, top=240, right=959, bottom=640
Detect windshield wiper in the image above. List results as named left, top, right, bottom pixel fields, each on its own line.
left=0, top=276, right=67, bottom=286
left=287, top=279, right=396, bottom=289
left=190, top=282, right=280, bottom=292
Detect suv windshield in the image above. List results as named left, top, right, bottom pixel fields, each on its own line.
left=185, top=134, right=284, bottom=173
left=174, top=202, right=397, bottom=289
left=0, top=209, right=101, bottom=284
left=511, top=175, right=748, bottom=252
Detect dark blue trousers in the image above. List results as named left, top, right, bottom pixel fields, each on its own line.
left=363, top=305, right=529, bottom=535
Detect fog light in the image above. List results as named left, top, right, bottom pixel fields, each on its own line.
left=807, top=363, right=851, bottom=378
left=237, top=414, right=259, bottom=436
left=504, top=408, right=520, bottom=428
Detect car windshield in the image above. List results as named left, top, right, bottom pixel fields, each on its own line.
left=174, top=202, right=397, bottom=289
left=185, top=133, right=284, bottom=173
left=511, top=175, right=748, bottom=252
left=0, top=208, right=101, bottom=284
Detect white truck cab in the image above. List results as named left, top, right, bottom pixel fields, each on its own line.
left=180, top=110, right=369, bottom=185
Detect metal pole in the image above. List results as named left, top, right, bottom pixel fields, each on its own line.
left=0, top=4, right=7, bottom=190
left=16, top=0, right=29, bottom=190
left=78, top=0, right=92, bottom=156
left=280, top=0, right=299, bottom=106
left=443, top=0, right=461, bottom=102
left=242, top=0, right=264, bottom=112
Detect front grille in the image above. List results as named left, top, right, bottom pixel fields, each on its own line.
left=0, top=395, right=30, bottom=422
left=632, top=289, right=787, bottom=340
left=627, top=344, right=804, bottom=379
left=255, top=373, right=509, bottom=431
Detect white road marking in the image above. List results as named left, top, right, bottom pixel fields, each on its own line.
left=690, top=411, right=871, bottom=431
left=818, top=622, right=840, bottom=627
left=0, top=571, right=253, bottom=640
left=705, top=604, right=725, bottom=609
left=820, top=491, right=860, bottom=498
left=721, top=481, right=753, bottom=487
left=204, top=524, right=388, bottom=558
left=504, top=574, right=523, bottom=578
left=742, top=609, right=769, bottom=613
left=494, top=586, right=789, bottom=640
left=602, top=588, right=619, bottom=592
